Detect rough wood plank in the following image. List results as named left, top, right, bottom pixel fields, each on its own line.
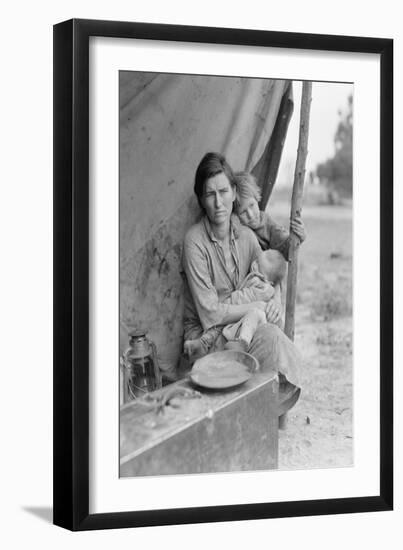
left=120, top=370, right=278, bottom=476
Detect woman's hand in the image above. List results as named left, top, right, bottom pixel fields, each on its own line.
left=253, top=301, right=269, bottom=312
left=290, top=214, right=306, bottom=243
left=265, top=299, right=282, bottom=325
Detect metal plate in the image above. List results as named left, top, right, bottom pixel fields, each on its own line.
left=190, top=350, right=258, bottom=390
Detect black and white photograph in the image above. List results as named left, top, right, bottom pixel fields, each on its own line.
left=0, top=0, right=399, bottom=543
left=119, top=72, right=354, bottom=477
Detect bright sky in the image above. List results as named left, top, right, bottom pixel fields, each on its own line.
left=277, top=80, right=353, bottom=185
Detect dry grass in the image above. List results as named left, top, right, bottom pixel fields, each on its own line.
left=269, top=201, right=353, bottom=470
left=310, top=279, right=352, bottom=322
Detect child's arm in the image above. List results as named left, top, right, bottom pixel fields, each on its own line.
left=265, top=213, right=306, bottom=260
left=228, top=277, right=275, bottom=305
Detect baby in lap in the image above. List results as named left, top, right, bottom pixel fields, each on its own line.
left=184, top=249, right=286, bottom=359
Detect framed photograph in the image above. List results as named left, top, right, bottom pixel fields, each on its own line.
left=53, top=19, right=393, bottom=530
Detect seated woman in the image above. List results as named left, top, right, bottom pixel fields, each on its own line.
left=182, top=152, right=300, bottom=392
left=184, top=248, right=286, bottom=358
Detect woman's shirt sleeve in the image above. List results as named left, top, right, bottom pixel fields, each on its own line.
left=182, top=234, right=230, bottom=331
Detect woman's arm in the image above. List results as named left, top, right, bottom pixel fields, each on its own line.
left=183, top=235, right=267, bottom=330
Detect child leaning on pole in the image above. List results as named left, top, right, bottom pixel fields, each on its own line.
left=184, top=171, right=306, bottom=360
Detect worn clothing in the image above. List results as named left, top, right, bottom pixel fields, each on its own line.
left=221, top=268, right=275, bottom=341
left=222, top=307, right=267, bottom=345
left=254, top=211, right=291, bottom=259
left=206, top=323, right=299, bottom=385
left=182, top=214, right=261, bottom=336
left=182, top=214, right=300, bottom=385
left=197, top=268, right=275, bottom=349
left=246, top=324, right=299, bottom=384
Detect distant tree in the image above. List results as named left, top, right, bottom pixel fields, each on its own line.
left=315, top=94, right=353, bottom=197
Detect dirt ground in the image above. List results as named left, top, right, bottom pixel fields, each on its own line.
left=270, top=200, right=353, bottom=470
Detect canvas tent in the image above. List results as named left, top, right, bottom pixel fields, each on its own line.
left=120, top=72, right=293, bottom=374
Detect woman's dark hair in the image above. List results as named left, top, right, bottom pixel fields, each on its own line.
left=194, top=152, right=235, bottom=211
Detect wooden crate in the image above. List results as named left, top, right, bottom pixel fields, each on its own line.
left=120, top=369, right=278, bottom=476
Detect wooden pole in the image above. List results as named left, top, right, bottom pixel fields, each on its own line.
left=284, top=81, right=313, bottom=342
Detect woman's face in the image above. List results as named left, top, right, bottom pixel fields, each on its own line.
left=236, top=196, right=260, bottom=229
left=201, top=172, right=235, bottom=226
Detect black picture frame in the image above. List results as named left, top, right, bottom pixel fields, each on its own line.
left=53, top=18, right=393, bottom=531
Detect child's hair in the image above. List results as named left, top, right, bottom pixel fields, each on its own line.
left=234, top=171, right=261, bottom=210
left=258, top=250, right=287, bottom=285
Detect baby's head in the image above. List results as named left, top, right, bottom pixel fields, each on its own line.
left=234, top=172, right=261, bottom=230
left=257, top=250, right=287, bottom=285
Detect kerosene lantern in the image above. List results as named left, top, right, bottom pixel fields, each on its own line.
left=122, top=330, right=162, bottom=402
